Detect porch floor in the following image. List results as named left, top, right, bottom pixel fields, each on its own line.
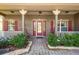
left=22, top=37, right=79, bottom=55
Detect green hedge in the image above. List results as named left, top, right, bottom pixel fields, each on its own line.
left=48, top=33, right=79, bottom=47
left=0, top=33, right=28, bottom=48
left=48, top=33, right=58, bottom=46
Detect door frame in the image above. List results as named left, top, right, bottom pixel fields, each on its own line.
left=33, top=19, right=46, bottom=37
left=37, top=21, right=42, bottom=36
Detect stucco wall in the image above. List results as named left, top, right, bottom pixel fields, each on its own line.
left=0, top=14, right=75, bottom=38
left=74, top=13, right=79, bottom=31
left=25, top=15, right=54, bottom=36
left=24, top=15, right=74, bottom=36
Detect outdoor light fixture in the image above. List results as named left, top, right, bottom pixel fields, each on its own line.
left=65, top=11, right=69, bottom=13
left=10, top=11, right=14, bottom=13
left=39, top=11, right=42, bottom=14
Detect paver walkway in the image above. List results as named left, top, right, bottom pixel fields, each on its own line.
left=23, top=37, right=79, bottom=55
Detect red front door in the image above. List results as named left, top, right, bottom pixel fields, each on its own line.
left=33, top=20, right=46, bottom=36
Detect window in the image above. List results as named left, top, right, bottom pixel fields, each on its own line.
left=37, top=22, right=42, bottom=33
left=34, top=21, right=37, bottom=32
left=8, top=19, right=15, bottom=31
left=58, top=20, right=68, bottom=31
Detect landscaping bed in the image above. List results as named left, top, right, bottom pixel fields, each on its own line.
left=3, top=41, right=32, bottom=55
left=47, top=33, right=79, bottom=50
left=0, top=33, right=31, bottom=55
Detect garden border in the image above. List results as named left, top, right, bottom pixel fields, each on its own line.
left=3, top=41, right=32, bottom=55
left=48, top=44, right=79, bottom=50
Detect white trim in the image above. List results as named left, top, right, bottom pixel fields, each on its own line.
left=58, top=19, right=69, bottom=31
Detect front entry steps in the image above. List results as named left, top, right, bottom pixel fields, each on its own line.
left=33, top=36, right=46, bottom=38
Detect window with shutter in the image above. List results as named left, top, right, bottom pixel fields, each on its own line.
left=50, top=20, right=54, bottom=32
left=14, top=20, right=18, bottom=31
left=58, top=20, right=68, bottom=31
left=3, top=20, right=8, bottom=31
left=68, top=20, right=72, bottom=31
left=8, top=19, right=15, bottom=31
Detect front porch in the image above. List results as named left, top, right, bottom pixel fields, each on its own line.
left=0, top=4, right=79, bottom=38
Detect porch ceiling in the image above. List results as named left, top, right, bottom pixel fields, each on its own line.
left=0, top=3, right=79, bottom=15
left=0, top=10, right=78, bottom=15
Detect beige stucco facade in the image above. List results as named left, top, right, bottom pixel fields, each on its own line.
left=0, top=3, right=79, bottom=38
left=2, top=14, right=77, bottom=37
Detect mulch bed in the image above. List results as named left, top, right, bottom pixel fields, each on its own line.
left=0, top=44, right=28, bottom=55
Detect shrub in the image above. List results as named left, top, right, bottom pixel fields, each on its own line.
left=9, top=33, right=28, bottom=48
left=48, top=33, right=58, bottom=46
left=57, top=36, right=65, bottom=46
left=0, top=33, right=28, bottom=49
left=0, top=40, right=9, bottom=48
left=72, top=34, right=79, bottom=47
left=48, top=33, right=79, bottom=47
left=63, top=34, right=74, bottom=46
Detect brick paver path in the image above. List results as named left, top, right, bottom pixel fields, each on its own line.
left=23, top=37, right=79, bottom=55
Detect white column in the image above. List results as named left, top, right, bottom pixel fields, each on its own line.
left=53, top=9, right=60, bottom=35
left=36, top=21, right=37, bottom=37
left=22, top=15, right=24, bottom=32
left=19, top=9, right=27, bottom=32
left=0, top=15, right=4, bottom=37
left=60, top=19, right=62, bottom=33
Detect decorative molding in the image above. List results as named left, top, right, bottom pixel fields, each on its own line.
left=19, top=9, right=27, bottom=15
left=53, top=9, right=60, bottom=15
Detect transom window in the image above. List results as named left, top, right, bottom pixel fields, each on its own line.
left=8, top=19, right=15, bottom=31
left=58, top=20, right=68, bottom=31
